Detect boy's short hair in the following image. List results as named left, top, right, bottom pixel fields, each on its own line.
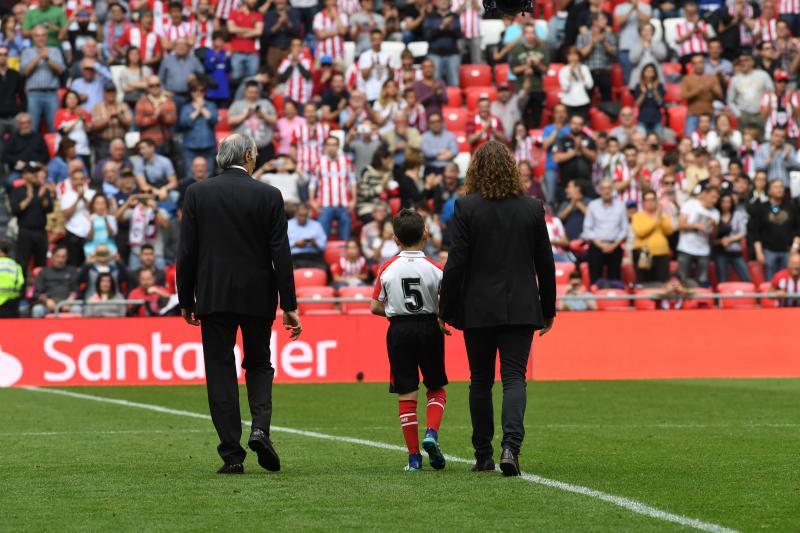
left=392, top=209, right=425, bottom=247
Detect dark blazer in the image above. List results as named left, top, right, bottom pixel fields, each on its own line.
left=439, top=193, right=557, bottom=330
left=177, top=167, right=297, bottom=319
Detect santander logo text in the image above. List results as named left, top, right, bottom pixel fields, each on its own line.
left=41, top=331, right=337, bottom=384
left=0, top=345, right=23, bottom=387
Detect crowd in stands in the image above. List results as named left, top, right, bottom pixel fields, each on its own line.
left=1, top=0, right=800, bottom=319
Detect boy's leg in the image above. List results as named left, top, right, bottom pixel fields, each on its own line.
left=425, top=388, right=446, bottom=433
left=420, top=319, right=448, bottom=469
left=398, top=393, right=420, bottom=456
left=388, top=320, right=423, bottom=470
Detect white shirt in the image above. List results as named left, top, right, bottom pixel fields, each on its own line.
left=358, top=49, right=398, bottom=101
left=372, top=250, right=443, bottom=317
left=559, top=64, right=594, bottom=107
left=677, top=198, right=720, bottom=256
left=61, top=187, right=97, bottom=238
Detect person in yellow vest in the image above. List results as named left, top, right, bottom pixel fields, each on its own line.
left=0, top=240, right=25, bottom=318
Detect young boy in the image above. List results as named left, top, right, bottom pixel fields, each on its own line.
left=370, top=209, right=450, bottom=472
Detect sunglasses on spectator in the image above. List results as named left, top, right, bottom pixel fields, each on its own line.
left=663, top=180, right=675, bottom=185
left=149, top=83, right=161, bottom=88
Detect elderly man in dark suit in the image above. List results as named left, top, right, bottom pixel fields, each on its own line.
left=440, top=141, right=557, bottom=477
left=177, top=133, right=302, bottom=474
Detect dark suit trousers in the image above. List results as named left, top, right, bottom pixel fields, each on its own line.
left=200, top=312, right=275, bottom=465
left=587, top=243, right=623, bottom=284
left=463, top=326, right=535, bottom=459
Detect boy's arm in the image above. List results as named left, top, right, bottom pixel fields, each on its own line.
left=370, top=299, right=386, bottom=316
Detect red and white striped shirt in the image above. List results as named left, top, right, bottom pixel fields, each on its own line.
left=313, top=9, right=348, bottom=62
left=613, top=162, right=651, bottom=206
left=119, top=26, right=163, bottom=63
left=761, top=91, right=800, bottom=138
left=215, top=0, right=239, bottom=20
left=158, top=19, right=195, bottom=42
left=728, top=4, right=755, bottom=47
left=279, top=53, right=314, bottom=106
left=346, top=60, right=361, bottom=90
left=452, top=0, right=482, bottom=39
left=752, top=17, right=778, bottom=44
left=338, top=0, right=361, bottom=16
left=400, top=101, right=427, bottom=132
left=779, top=0, right=800, bottom=15
left=738, top=141, right=759, bottom=177
left=771, top=270, right=800, bottom=306
left=192, top=17, right=214, bottom=48
left=333, top=256, right=368, bottom=278
left=394, top=66, right=423, bottom=92
left=292, top=122, right=330, bottom=173
left=514, top=136, right=537, bottom=166
left=469, top=113, right=503, bottom=150
left=312, top=154, right=355, bottom=208
left=676, top=20, right=710, bottom=57
left=690, top=129, right=716, bottom=150
left=64, top=0, right=93, bottom=18
left=545, top=215, right=568, bottom=255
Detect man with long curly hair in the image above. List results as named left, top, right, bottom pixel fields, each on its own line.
left=439, top=140, right=557, bottom=476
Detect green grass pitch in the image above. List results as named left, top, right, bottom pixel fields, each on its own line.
left=1, top=379, right=797, bottom=532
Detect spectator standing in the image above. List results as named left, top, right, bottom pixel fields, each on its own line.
left=424, top=0, right=462, bottom=87
left=313, top=0, right=348, bottom=65
left=287, top=203, right=328, bottom=270
left=117, top=11, right=163, bottom=70
left=632, top=190, right=674, bottom=283
left=312, top=55, right=343, bottom=100
left=228, top=80, right=278, bottom=166
left=21, top=0, right=66, bottom=47
left=10, top=165, right=54, bottom=274
left=632, top=65, right=665, bottom=137
left=2, top=113, right=49, bottom=182
left=278, top=38, right=314, bottom=106
left=320, top=72, right=350, bottom=126
left=727, top=53, right=774, bottom=134
left=254, top=155, right=307, bottom=208
left=628, top=23, right=667, bottom=90
left=712, top=193, right=751, bottom=282
left=677, top=185, right=721, bottom=286
left=540, top=103, right=568, bottom=205
left=135, top=76, right=178, bottom=155
left=84, top=194, right=119, bottom=257
left=680, top=54, right=723, bottom=137
left=509, top=23, right=548, bottom=129
left=356, top=145, right=394, bottom=222
left=558, top=179, right=589, bottom=240
left=119, top=47, right=153, bottom=108
left=31, top=246, right=80, bottom=318
left=751, top=179, right=800, bottom=279
left=263, top=0, right=301, bottom=72
left=452, top=0, right=483, bottom=65
left=275, top=100, right=305, bottom=156
left=177, top=157, right=209, bottom=208
left=413, top=59, right=449, bottom=117
left=349, top=0, right=384, bottom=56
left=760, top=70, right=799, bottom=141
left=70, top=58, right=109, bottom=114
left=421, top=112, right=458, bottom=175
left=203, top=32, right=232, bottom=106
left=359, top=30, right=397, bottom=103
left=0, top=240, right=23, bottom=318
left=158, top=38, right=205, bottom=111
left=0, top=45, right=25, bottom=164
left=583, top=179, right=628, bottom=284
left=613, top=0, right=651, bottom=84
left=770, top=253, right=800, bottom=307
left=310, top=135, right=356, bottom=240
left=47, top=138, right=80, bottom=185
left=91, top=83, right=133, bottom=161
left=60, top=169, right=95, bottom=266
left=614, top=144, right=650, bottom=207
left=704, top=39, right=733, bottom=87
left=558, top=46, right=593, bottom=119
left=227, top=0, right=263, bottom=82
left=101, top=3, right=130, bottom=65
left=576, top=12, right=615, bottom=102
left=20, top=25, right=65, bottom=132
left=553, top=114, right=597, bottom=201
left=345, top=119, right=383, bottom=178
left=292, top=101, right=330, bottom=176
left=54, top=90, right=92, bottom=171
left=755, top=128, right=797, bottom=185
left=179, top=81, right=218, bottom=173
left=674, top=1, right=713, bottom=65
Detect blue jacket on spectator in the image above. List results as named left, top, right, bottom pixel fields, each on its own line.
left=204, top=49, right=232, bottom=103
left=423, top=11, right=461, bottom=55
left=179, top=102, right=218, bottom=150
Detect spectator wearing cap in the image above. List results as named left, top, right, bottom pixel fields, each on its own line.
left=754, top=128, right=797, bottom=186
left=2, top=113, right=49, bottom=184
left=312, top=55, right=343, bottom=101
left=576, top=12, right=615, bottom=103
left=179, top=80, right=218, bottom=174
left=349, top=0, right=384, bottom=56
left=31, top=246, right=80, bottom=318
left=680, top=54, right=723, bottom=138
left=760, top=70, right=799, bottom=142
left=424, top=0, right=462, bottom=87
left=54, top=90, right=92, bottom=171
left=582, top=179, right=628, bottom=284
left=263, top=0, right=302, bottom=71
left=91, top=82, right=133, bottom=161
left=751, top=179, right=800, bottom=280
left=21, top=0, right=66, bottom=47
left=509, top=23, right=548, bottom=130
left=20, top=25, right=65, bottom=133
left=491, top=84, right=522, bottom=140
left=0, top=45, right=25, bottom=165
left=287, top=203, right=328, bottom=270
left=727, top=53, right=773, bottom=133
left=132, top=139, right=178, bottom=203
left=134, top=75, right=178, bottom=155
left=227, top=0, right=263, bottom=82
left=158, top=38, right=205, bottom=112
left=10, top=164, right=54, bottom=275
left=421, top=112, right=458, bottom=176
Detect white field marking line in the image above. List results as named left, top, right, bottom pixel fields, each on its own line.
left=22, top=386, right=739, bottom=533
left=0, top=429, right=208, bottom=437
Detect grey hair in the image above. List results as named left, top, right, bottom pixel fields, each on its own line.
left=216, top=133, right=257, bottom=169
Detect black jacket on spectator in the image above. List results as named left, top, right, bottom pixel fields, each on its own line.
left=0, top=67, right=25, bottom=119
left=10, top=185, right=53, bottom=230
left=424, top=10, right=461, bottom=55
left=34, top=265, right=78, bottom=302
left=2, top=131, right=49, bottom=168
left=440, top=193, right=557, bottom=330
left=749, top=201, right=800, bottom=253
left=263, top=8, right=301, bottom=49
left=177, top=167, right=297, bottom=318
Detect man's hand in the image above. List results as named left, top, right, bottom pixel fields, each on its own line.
left=438, top=319, right=452, bottom=336
left=539, top=316, right=554, bottom=336
left=283, top=310, right=302, bottom=340
left=182, top=307, right=201, bottom=326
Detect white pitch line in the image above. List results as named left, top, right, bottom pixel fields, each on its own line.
left=22, top=386, right=739, bottom=533
left=0, top=429, right=208, bottom=437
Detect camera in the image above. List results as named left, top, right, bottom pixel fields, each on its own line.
left=482, top=0, right=535, bottom=16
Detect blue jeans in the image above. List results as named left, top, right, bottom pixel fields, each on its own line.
left=27, top=90, right=59, bottom=132
left=714, top=252, right=751, bottom=283
left=639, top=121, right=663, bottom=138
left=764, top=249, right=790, bottom=281
left=318, top=206, right=352, bottom=241
left=685, top=114, right=700, bottom=138
left=618, top=50, right=632, bottom=86
left=231, top=53, right=259, bottom=82
left=543, top=168, right=558, bottom=205
left=429, top=53, right=461, bottom=87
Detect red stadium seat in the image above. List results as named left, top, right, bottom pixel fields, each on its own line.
left=294, top=268, right=327, bottom=287
left=544, top=64, right=562, bottom=91
left=465, top=86, right=498, bottom=111
left=664, top=83, right=684, bottom=104
left=590, top=108, right=615, bottom=132
left=759, top=282, right=779, bottom=308
left=44, top=133, right=58, bottom=159
left=271, top=93, right=284, bottom=115
left=454, top=131, right=470, bottom=153
left=324, top=240, right=346, bottom=266
left=216, top=108, right=231, bottom=132
left=445, top=86, right=463, bottom=107
left=680, top=287, right=714, bottom=309
left=460, top=64, right=492, bottom=88
left=634, top=288, right=660, bottom=310
left=661, top=62, right=683, bottom=79
left=611, top=64, right=623, bottom=89
left=338, top=286, right=373, bottom=312
left=442, top=107, right=470, bottom=132
left=297, top=286, right=336, bottom=314
left=554, top=262, right=576, bottom=284
left=717, top=282, right=758, bottom=308
left=579, top=261, right=590, bottom=287
left=747, top=261, right=765, bottom=287
left=215, top=131, right=227, bottom=148
left=618, top=87, right=635, bottom=107
left=494, top=63, right=509, bottom=86
left=592, top=288, right=631, bottom=310
left=668, top=106, right=688, bottom=137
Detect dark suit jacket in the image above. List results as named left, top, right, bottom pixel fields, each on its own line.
left=177, top=167, right=297, bottom=319
left=439, top=193, right=557, bottom=330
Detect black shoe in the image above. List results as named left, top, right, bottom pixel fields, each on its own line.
left=499, top=448, right=521, bottom=477
left=248, top=428, right=280, bottom=472
left=217, top=463, right=244, bottom=474
left=471, top=457, right=496, bottom=472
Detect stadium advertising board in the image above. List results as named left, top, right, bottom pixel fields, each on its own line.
left=0, top=309, right=798, bottom=387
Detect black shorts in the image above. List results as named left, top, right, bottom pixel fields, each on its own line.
left=386, top=314, right=448, bottom=395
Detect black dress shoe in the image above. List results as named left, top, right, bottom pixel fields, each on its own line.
left=217, top=463, right=244, bottom=474
left=471, top=457, right=496, bottom=472
left=248, top=428, right=280, bottom=472
left=499, top=448, right=521, bottom=477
